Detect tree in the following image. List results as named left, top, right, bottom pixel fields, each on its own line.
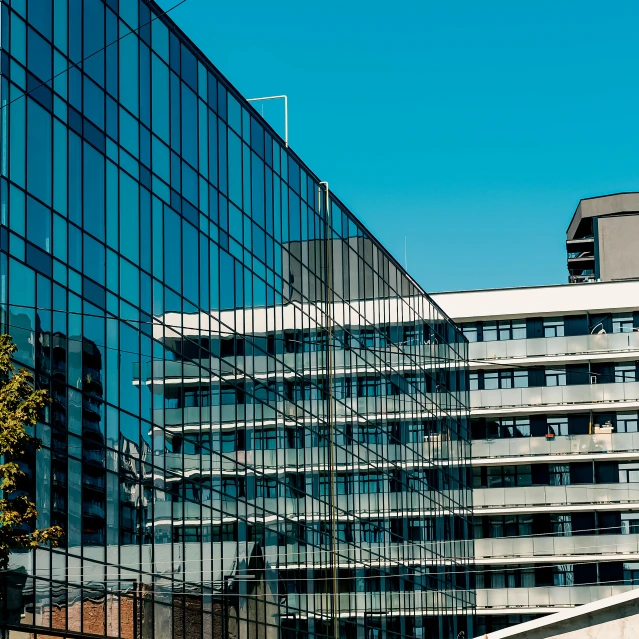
left=0, top=334, right=63, bottom=572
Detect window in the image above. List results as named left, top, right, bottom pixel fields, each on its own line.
left=549, top=464, right=570, bottom=486
left=498, top=320, right=526, bottom=341
left=317, top=522, right=332, bottom=547
left=484, top=515, right=533, bottom=538
left=511, top=321, right=527, bottom=340
left=479, top=565, right=535, bottom=589
left=543, top=318, right=564, bottom=337
left=254, top=428, right=278, bottom=450
left=478, top=465, right=532, bottom=488
left=336, top=473, right=355, bottom=495
left=279, top=522, right=304, bottom=547
left=221, top=431, right=241, bottom=453
left=256, top=478, right=278, bottom=498
left=408, top=518, right=433, bottom=542
left=553, top=565, right=574, bottom=586
left=624, top=563, right=639, bottom=585
left=482, top=322, right=498, bottom=342
left=359, top=473, right=383, bottom=494
left=357, top=424, right=385, bottom=445
left=547, top=416, right=569, bottom=436
left=333, top=377, right=352, bottom=400
left=484, top=370, right=528, bottom=390
left=461, top=324, right=478, bottom=343
left=285, top=474, right=304, bottom=498
left=615, top=364, right=636, bottom=383
left=618, top=412, right=639, bottom=433
left=361, top=521, right=384, bottom=543
left=550, top=514, right=572, bottom=536
left=619, top=463, right=639, bottom=483
left=499, top=418, right=530, bottom=438
left=357, top=376, right=380, bottom=398
left=220, top=383, right=243, bottom=404
left=613, top=314, right=634, bottom=333
left=545, top=368, right=566, bottom=386
left=404, top=374, right=426, bottom=394
left=336, top=522, right=353, bottom=543
left=511, top=370, right=528, bottom=388
left=480, top=320, right=526, bottom=342
left=404, top=324, right=425, bottom=345
left=211, top=524, right=238, bottom=542
left=469, top=372, right=479, bottom=391
left=407, top=422, right=424, bottom=444
left=408, top=470, right=429, bottom=492
left=621, top=513, right=639, bottom=535
left=358, top=328, right=387, bottom=349
left=483, top=372, right=499, bottom=390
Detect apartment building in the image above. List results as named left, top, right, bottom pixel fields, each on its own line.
left=434, top=279, right=639, bottom=636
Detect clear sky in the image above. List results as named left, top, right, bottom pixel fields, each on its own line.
left=157, top=0, right=639, bottom=293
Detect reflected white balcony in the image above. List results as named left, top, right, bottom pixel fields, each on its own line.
left=284, top=589, right=474, bottom=617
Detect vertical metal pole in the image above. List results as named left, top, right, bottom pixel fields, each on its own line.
left=320, top=181, right=338, bottom=639
left=283, top=95, right=289, bottom=148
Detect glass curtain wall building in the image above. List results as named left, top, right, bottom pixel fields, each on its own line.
left=0, top=1, right=473, bottom=638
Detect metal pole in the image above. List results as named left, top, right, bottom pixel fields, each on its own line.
left=319, top=181, right=338, bottom=639
left=246, top=95, right=288, bottom=147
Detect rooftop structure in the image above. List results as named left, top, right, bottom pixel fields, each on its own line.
left=566, top=193, right=639, bottom=283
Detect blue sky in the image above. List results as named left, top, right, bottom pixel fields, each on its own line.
left=157, top=0, right=639, bottom=292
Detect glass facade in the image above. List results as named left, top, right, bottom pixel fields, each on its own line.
left=0, top=1, right=472, bottom=637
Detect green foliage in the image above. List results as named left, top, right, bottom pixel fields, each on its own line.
left=0, top=334, right=63, bottom=572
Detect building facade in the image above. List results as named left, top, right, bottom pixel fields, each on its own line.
left=434, top=280, right=639, bottom=636
left=0, top=1, right=473, bottom=638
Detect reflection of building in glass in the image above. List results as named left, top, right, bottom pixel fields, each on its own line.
left=0, top=1, right=472, bottom=639
left=146, top=296, right=473, bottom=637
left=434, top=280, right=639, bottom=636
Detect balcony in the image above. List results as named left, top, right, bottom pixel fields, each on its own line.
left=83, top=473, right=106, bottom=490
left=471, top=381, right=639, bottom=414
left=473, top=483, right=639, bottom=513
left=469, top=331, right=639, bottom=364
left=477, top=584, right=637, bottom=613
left=82, top=448, right=105, bottom=466
left=473, top=432, right=639, bottom=463
left=155, top=392, right=467, bottom=431
left=83, top=501, right=106, bottom=519
left=476, top=533, right=639, bottom=563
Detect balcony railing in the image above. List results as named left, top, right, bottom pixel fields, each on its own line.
left=471, top=381, right=639, bottom=412
left=477, top=585, right=637, bottom=611
left=469, top=332, right=639, bottom=363
left=473, top=432, right=639, bottom=462
left=473, top=483, right=639, bottom=512
left=476, top=533, right=639, bottom=562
